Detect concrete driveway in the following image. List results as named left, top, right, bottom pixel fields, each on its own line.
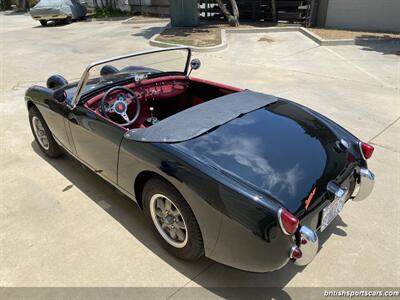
left=1, top=12, right=399, bottom=298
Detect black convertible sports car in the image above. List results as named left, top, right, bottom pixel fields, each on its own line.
left=25, top=47, right=375, bottom=272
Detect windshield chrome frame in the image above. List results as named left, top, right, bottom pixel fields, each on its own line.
left=69, top=46, right=192, bottom=109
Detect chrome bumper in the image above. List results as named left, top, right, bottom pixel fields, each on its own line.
left=352, top=168, right=375, bottom=201
left=289, top=168, right=374, bottom=266
left=293, top=226, right=319, bottom=266
left=32, top=15, right=67, bottom=20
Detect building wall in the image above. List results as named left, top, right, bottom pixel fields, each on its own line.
left=325, top=0, right=400, bottom=32
left=86, top=0, right=131, bottom=11
left=86, top=0, right=169, bottom=15
left=130, top=0, right=170, bottom=16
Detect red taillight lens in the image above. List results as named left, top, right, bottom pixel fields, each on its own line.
left=290, top=246, right=303, bottom=259
left=278, top=208, right=299, bottom=235
left=361, top=142, right=374, bottom=159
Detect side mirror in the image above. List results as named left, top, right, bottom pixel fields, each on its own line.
left=188, top=58, right=201, bottom=76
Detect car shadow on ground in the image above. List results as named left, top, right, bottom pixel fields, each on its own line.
left=31, top=141, right=347, bottom=299
left=32, top=20, right=73, bottom=28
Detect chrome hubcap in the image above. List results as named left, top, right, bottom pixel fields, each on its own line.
left=149, top=194, right=188, bottom=248
left=32, top=116, right=50, bottom=150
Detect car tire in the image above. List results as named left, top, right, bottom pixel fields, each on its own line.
left=143, top=178, right=204, bottom=260
left=40, top=20, right=47, bottom=26
left=29, top=106, right=63, bottom=158
left=65, top=16, right=72, bottom=24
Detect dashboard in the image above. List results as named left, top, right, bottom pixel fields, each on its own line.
left=83, top=76, right=239, bottom=129
left=85, top=79, right=191, bottom=129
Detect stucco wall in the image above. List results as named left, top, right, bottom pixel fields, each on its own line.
left=325, top=0, right=400, bottom=32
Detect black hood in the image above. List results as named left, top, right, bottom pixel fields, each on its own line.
left=175, top=100, right=360, bottom=214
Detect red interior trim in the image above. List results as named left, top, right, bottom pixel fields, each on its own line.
left=189, top=77, right=243, bottom=92
left=85, top=75, right=188, bottom=107
left=83, top=76, right=241, bottom=131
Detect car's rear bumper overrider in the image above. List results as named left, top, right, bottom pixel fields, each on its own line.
left=289, top=225, right=319, bottom=266
left=352, top=167, right=375, bottom=201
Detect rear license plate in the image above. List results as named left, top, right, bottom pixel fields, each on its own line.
left=320, top=196, right=346, bottom=232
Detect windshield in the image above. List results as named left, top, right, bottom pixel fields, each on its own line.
left=70, top=47, right=191, bottom=107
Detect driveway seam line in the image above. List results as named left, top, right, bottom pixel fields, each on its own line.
left=368, top=116, right=400, bottom=143
left=277, top=45, right=321, bottom=60
left=323, top=47, right=396, bottom=89
left=166, top=261, right=215, bottom=299
left=202, top=54, right=399, bottom=90
left=369, top=142, right=399, bottom=153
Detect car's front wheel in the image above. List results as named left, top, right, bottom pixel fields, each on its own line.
left=143, top=178, right=204, bottom=260
left=40, top=20, right=47, bottom=26
left=29, top=106, right=63, bottom=158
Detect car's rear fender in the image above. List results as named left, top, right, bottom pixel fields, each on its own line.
left=118, top=139, right=294, bottom=271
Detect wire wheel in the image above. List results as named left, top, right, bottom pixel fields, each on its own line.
left=149, top=193, right=188, bottom=248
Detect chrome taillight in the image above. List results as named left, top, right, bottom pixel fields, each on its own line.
left=289, top=245, right=303, bottom=259
left=359, top=142, right=374, bottom=160
left=278, top=208, right=299, bottom=235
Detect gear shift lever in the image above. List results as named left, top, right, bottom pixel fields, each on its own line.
left=145, top=106, right=159, bottom=126
left=150, top=107, right=154, bottom=118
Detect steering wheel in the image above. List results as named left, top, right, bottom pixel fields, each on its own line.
left=99, top=86, right=141, bottom=127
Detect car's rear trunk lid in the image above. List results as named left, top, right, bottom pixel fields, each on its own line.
left=30, top=7, right=61, bottom=17
left=176, top=100, right=360, bottom=215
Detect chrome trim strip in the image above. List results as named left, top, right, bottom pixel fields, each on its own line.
left=70, top=47, right=191, bottom=109
left=277, top=208, right=290, bottom=235
left=359, top=141, right=367, bottom=161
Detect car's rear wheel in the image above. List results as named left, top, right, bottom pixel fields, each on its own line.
left=40, top=20, right=47, bottom=26
left=143, top=178, right=204, bottom=260
left=29, top=106, right=63, bottom=158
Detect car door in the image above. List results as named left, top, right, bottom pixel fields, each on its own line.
left=67, top=105, right=125, bottom=184
left=34, top=96, right=72, bottom=152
